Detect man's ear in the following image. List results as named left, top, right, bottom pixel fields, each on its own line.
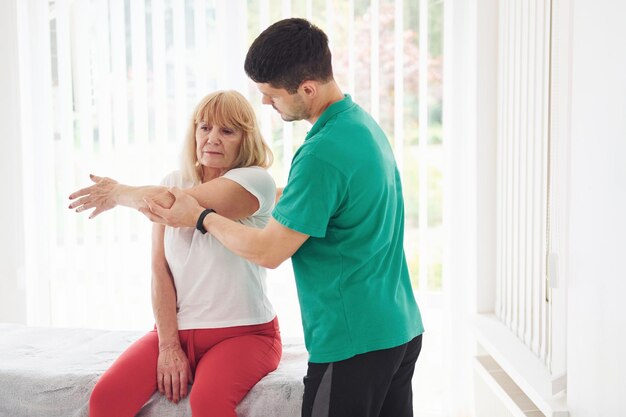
left=299, top=80, right=317, bottom=98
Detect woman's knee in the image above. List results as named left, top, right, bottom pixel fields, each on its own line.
left=89, top=375, right=119, bottom=417
left=189, top=387, right=238, bottom=417
left=89, top=367, right=154, bottom=417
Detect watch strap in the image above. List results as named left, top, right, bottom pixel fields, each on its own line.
left=195, top=208, right=215, bottom=234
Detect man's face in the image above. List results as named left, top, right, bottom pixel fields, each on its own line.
left=257, top=83, right=310, bottom=122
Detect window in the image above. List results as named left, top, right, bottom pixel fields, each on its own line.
left=33, top=0, right=444, bottom=330
left=14, top=0, right=446, bottom=414
left=472, top=1, right=570, bottom=415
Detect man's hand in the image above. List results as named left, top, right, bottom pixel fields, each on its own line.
left=68, top=174, right=119, bottom=219
left=157, top=343, right=193, bottom=403
left=142, top=187, right=204, bottom=228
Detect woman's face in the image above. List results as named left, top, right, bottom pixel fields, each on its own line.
left=195, top=120, right=244, bottom=173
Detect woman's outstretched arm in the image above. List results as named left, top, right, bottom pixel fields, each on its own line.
left=68, top=173, right=258, bottom=220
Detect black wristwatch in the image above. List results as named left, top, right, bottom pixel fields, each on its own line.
left=195, top=208, right=215, bottom=234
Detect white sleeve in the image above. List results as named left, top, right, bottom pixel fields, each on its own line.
left=160, top=170, right=182, bottom=187
left=222, top=167, right=277, bottom=216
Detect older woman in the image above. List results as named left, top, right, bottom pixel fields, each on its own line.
left=69, top=90, right=281, bottom=417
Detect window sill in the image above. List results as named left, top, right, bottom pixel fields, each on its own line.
left=473, top=314, right=568, bottom=417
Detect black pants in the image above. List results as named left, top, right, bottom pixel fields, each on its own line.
left=302, top=334, right=422, bottom=417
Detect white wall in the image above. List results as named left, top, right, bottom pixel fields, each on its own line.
left=0, top=0, right=27, bottom=324
left=444, top=0, right=497, bottom=415
left=567, top=1, right=626, bottom=416
left=463, top=0, right=626, bottom=416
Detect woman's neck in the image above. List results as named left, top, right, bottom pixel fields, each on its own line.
left=201, top=166, right=225, bottom=183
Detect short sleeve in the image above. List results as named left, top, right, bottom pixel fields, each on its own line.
left=273, top=154, right=347, bottom=238
left=160, top=171, right=184, bottom=187
left=222, top=167, right=277, bottom=216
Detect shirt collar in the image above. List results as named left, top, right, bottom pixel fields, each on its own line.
left=305, top=94, right=354, bottom=141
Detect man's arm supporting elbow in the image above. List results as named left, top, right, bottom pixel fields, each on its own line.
left=141, top=187, right=306, bottom=267
left=205, top=216, right=309, bottom=269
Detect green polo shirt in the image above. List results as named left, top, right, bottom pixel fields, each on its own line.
left=273, top=94, right=424, bottom=363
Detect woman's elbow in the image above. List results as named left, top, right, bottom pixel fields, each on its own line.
left=256, top=254, right=284, bottom=270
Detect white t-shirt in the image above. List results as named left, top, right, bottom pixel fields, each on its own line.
left=160, top=167, right=277, bottom=329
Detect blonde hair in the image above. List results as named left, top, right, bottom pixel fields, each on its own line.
left=181, top=90, right=273, bottom=184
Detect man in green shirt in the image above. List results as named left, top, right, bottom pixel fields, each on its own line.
left=147, top=18, right=424, bottom=417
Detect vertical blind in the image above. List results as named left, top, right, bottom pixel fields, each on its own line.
left=27, top=0, right=444, bottom=331
left=495, top=0, right=552, bottom=367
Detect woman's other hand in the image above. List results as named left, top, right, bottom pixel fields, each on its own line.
left=157, top=343, right=193, bottom=403
left=68, top=174, right=119, bottom=219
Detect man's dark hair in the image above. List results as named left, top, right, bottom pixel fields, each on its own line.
left=244, top=18, right=333, bottom=94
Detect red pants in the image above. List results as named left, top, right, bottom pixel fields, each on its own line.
left=89, top=317, right=282, bottom=417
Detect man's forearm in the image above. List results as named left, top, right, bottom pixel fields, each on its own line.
left=201, top=212, right=309, bottom=269
left=203, top=212, right=278, bottom=268
left=141, top=186, right=308, bottom=266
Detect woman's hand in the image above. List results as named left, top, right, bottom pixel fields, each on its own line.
left=68, top=174, right=119, bottom=218
left=157, top=343, right=193, bottom=403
